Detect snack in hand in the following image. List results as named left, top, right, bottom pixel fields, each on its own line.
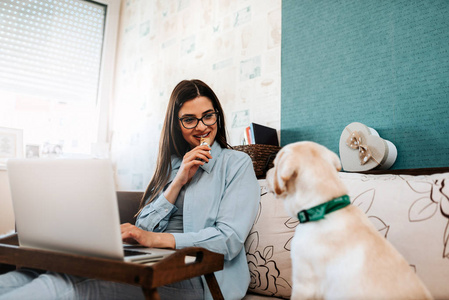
left=200, top=137, right=211, bottom=154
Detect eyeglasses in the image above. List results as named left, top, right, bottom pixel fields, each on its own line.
left=178, top=112, right=219, bottom=129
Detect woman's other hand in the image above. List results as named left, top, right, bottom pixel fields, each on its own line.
left=121, top=223, right=176, bottom=249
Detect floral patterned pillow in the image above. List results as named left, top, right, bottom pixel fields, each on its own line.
left=245, top=182, right=295, bottom=299
left=247, top=173, right=449, bottom=299
left=338, top=172, right=449, bottom=299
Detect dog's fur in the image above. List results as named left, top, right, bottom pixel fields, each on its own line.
left=266, top=141, right=433, bottom=300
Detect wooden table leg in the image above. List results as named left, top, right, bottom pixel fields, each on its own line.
left=204, top=273, right=224, bottom=300
left=142, top=287, right=160, bottom=300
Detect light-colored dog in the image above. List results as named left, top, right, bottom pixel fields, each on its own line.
left=266, top=141, right=432, bottom=300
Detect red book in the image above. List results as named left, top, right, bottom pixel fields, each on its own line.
left=245, top=126, right=252, bottom=144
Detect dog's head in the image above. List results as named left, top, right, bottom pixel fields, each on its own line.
left=266, top=141, right=346, bottom=216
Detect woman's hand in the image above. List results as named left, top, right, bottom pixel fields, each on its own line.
left=163, top=145, right=211, bottom=204
left=121, top=223, right=175, bottom=249
left=176, top=145, right=212, bottom=185
left=121, top=223, right=153, bottom=246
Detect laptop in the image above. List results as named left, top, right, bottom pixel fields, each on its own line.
left=7, top=158, right=175, bottom=264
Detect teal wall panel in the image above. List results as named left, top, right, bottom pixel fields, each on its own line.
left=281, top=0, right=449, bottom=169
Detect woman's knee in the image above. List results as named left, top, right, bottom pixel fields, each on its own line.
left=0, top=269, right=42, bottom=289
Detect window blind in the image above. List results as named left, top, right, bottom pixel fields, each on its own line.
left=0, top=0, right=106, bottom=104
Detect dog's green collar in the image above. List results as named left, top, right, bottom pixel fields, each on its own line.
left=297, top=195, right=351, bottom=223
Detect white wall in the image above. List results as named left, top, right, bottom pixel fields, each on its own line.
left=109, top=0, right=282, bottom=191
left=0, top=170, right=15, bottom=235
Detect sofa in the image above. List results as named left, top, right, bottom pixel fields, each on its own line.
left=117, top=168, right=449, bottom=299
left=243, top=170, right=449, bottom=300
left=2, top=168, right=448, bottom=299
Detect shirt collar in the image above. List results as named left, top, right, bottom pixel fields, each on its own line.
left=200, top=141, right=222, bottom=174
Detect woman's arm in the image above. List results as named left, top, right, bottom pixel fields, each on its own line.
left=172, top=154, right=260, bottom=260
left=164, top=144, right=212, bottom=203
left=125, top=145, right=212, bottom=248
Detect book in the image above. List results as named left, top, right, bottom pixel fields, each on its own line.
left=249, top=124, right=255, bottom=144
left=249, top=123, right=279, bottom=146
left=245, top=126, right=252, bottom=144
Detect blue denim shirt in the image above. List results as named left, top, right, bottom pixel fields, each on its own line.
left=135, top=142, right=260, bottom=300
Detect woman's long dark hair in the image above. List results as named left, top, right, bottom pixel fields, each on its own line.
left=137, top=79, right=229, bottom=213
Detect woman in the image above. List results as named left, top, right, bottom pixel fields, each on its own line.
left=0, top=79, right=260, bottom=300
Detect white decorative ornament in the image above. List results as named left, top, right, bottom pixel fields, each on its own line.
left=339, top=122, right=397, bottom=172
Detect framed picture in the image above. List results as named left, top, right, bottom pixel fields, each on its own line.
left=0, top=127, right=23, bottom=169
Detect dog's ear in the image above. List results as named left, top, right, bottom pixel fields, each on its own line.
left=330, top=151, right=342, bottom=171
left=324, top=148, right=342, bottom=171
left=273, top=151, right=297, bottom=195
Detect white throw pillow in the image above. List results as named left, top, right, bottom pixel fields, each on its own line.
left=246, top=173, right=449, bottom=299
left=245, top=182, right=294, bottom=299
left=338, top=172, right=449, bottom=299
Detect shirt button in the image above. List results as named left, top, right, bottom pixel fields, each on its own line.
left=165, top=208, right=168, bottom=212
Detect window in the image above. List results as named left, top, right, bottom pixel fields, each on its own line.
left=0, top=0, right=119, bottom=157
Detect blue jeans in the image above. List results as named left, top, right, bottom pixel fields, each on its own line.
left=0, top=269, right=204, bottom=300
